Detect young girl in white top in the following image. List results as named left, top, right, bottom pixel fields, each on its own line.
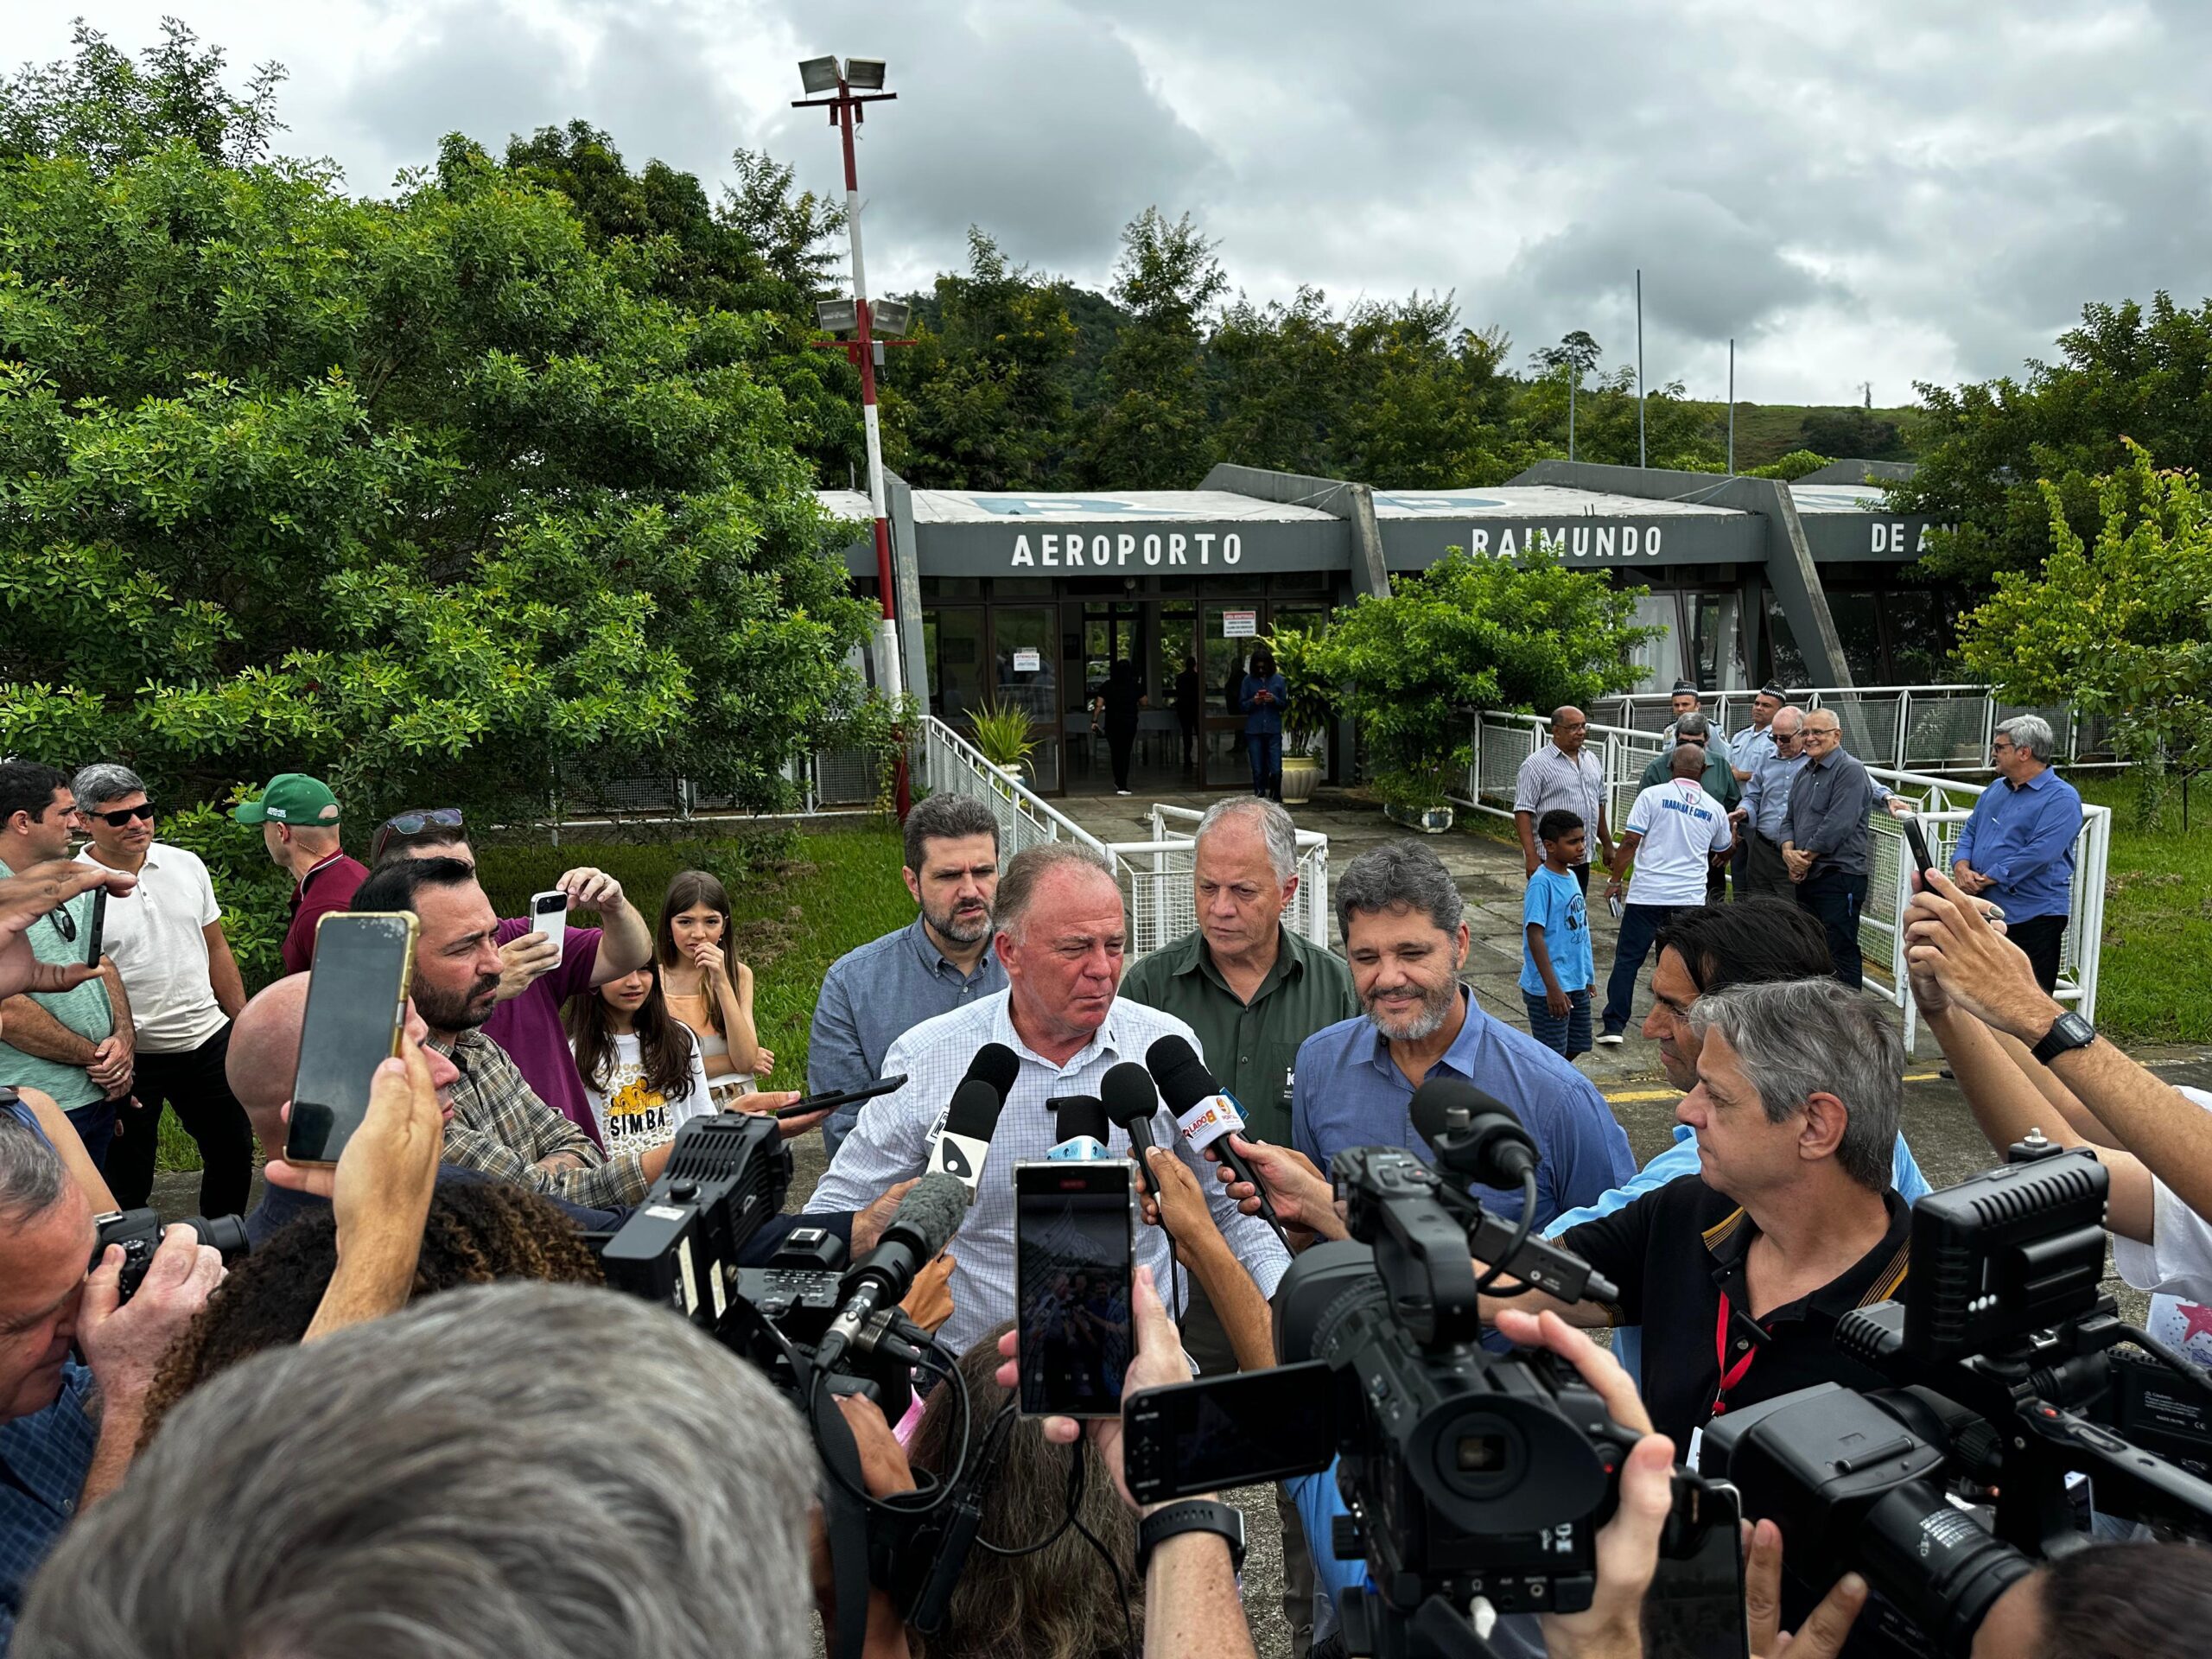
left=563, top=963, right=716, bottom=1157
left=654, top=868, right=773, bottom=1111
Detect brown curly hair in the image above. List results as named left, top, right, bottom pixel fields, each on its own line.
left=137, top=1182, right=604, bottom=1450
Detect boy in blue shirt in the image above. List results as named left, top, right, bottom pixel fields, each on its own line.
left=1521, top=809, right=1594, bottom=1058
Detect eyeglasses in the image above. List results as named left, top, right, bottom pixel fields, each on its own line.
left=46, top=906, right=75, bottom=941
left=371, top=807, right=464, bottom=863
left=87, top=803, right=156, bottom=828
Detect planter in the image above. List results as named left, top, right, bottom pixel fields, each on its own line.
left=1384, top=800, right=1454, bottom=834
left=1280, top=753, right=1321, bottom=804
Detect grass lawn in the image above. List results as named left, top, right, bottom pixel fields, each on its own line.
left=156, top=822, right=912, bottom=1169
left=2063, top=773, right=2212, bottom=1046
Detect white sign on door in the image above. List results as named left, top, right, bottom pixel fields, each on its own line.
left=1223, top=610, right=1258, bottom=639
left=1012, top=648, right=1041, bottom=673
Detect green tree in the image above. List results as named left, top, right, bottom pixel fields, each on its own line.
left=1956, top=441, right=2212, bottom=826
left=1082, top=207, right=1227, bottom=487
left=0, top=43, right=882, bottom=826
left=0, top=16, right=283, bottom=168
left=1894, top=293, right=2212, bottom=586
left=1304, top=550, right=1657, bottom=809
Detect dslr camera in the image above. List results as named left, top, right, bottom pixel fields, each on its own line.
left=90, top=1208, right=250, bottom=1302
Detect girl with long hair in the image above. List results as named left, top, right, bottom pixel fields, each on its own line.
left=655, top=868, right=769, bottom=1109
left=563, top=962, right=716, bottom=1155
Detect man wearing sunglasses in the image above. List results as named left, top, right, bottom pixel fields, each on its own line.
left=0, top=762, right=133, bottom=1172
left=73, top=765, right=256, bottom=1219
left=234, top=774, right=368, bottom=977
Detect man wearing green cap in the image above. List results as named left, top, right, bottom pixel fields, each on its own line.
left=235, top=774, right=368, bottom=976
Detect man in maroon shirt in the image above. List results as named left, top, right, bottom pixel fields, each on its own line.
left=236, top=774, right=368, bottom=976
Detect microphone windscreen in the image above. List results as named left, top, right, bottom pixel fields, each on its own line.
left=1100, top=1062, right=1160, bottom=1128
left=889, top=1171, right=976, bottom=1260
left=964, top=1041, right=1021, bottom=1103
left=943, top=1076, right=1008, bottom=1144
left=1408, top=1076, right=1521, bottom=1146
left=1053, top=1094, right=1109, bottom=1146
left=1144, top=1033, right=1216, bottom=1113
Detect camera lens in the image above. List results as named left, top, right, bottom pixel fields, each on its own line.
left=1859, top=1484, right=2035, bottom=1653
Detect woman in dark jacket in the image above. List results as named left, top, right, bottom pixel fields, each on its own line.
left=1239, top=646, right=1287, bottom=800
left=1091, top=658, right=1147, bottom=795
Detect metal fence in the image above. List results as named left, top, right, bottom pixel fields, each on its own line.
left=558, top=750, right=887, bottom=823
left=1459, top=709, right=2111, bottom=1049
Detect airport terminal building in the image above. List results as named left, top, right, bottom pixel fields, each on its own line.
left=822, top=457, right=1952, bottom=798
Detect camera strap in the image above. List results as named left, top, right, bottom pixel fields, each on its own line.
left=1711, top=1292, right=1761, bottom=1412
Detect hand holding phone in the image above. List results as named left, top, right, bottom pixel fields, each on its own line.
left=284, top=913, right=419, bottom=1166
left=528, top=889, right=568, bottom=955
left=772, top=1075, right=907, bottom=1120
left=1015, top=1161, right=1135, bottom=1418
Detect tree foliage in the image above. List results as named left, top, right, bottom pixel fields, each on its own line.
left=1303, top=551, right=1658, bottom=808
left=0, top=33, right=882, bottom=824
left=1957, top=442, right=2212, bottom=826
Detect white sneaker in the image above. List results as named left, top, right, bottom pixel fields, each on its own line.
left=1595, top=1030, right=1625, bottom=1046
left=1116, top=788, right=1133, bottom=796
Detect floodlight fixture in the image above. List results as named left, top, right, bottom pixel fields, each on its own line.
left=798, top=55, right=842, bottom=94
left=843, top=58, right=888, bottom=90
left=815, top=297, right=859, bottom=334
left=870, top=298, right=912, bottom=337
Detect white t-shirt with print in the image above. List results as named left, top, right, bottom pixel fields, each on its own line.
left=1624, top=779, right=1735, bottom=906
left=2113, top=1088, right=2212, bottom=1357
left=573, top=1026, right=715, bottom=1156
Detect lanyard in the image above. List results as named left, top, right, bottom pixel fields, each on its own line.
left=1711, top=1291, right=1760, bottom=1414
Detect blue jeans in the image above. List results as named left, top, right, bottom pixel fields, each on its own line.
left=1246, top=732, right=1281, bottom=798
left=66, top=1097, right=118, bottom=1173
left=1523, top=988, right=1592, bottom=1058
left=1602, top=902, right=1685, bottom=1033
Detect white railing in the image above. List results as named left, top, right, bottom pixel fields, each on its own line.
left=1459, top=710, right=2109, bottom=1049
left=914, top=716, right=1116, bottom=865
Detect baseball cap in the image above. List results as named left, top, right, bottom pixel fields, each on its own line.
left=233, top=773, right=341, bottom=826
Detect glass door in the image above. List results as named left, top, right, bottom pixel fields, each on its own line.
left=988, top=606, right=1061, bottom=793
left=1199, top=599, right=1266, bottom=792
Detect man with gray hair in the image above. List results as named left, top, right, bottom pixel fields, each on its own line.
left=808, top=841, right=1291, bottom=1355
left=16, top=1282, right=824, bottom=1659
left=72, top=763, right=254, bottom=1217
left=1292, top=840, right=1635, bottom=1245
left=1490, top=976, right=1910, bottom=1452
left=810, top=791, right=1008, bottom=1158
left=0, top=1120, right=223, bottom=1644
left=1951, top=714, right=2083, bottom=991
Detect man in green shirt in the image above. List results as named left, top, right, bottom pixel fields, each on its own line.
left=1117, top=795, right=1354, bottom=1659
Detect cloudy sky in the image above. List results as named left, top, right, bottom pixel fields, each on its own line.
left=18, top=1, right=2212, bottom=404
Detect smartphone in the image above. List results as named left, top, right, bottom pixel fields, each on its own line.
left=1643, top=1479, right=1749, bottom=1659
left=529, top=888, right=568, bottom=954
left=1899, top=812, right=1936, bottom=881
left=83, top=886, right=106, bottom=969
left=1014, top=1161, right=1135, bottom=1418
left=773, top=1075, right=908, bottom=1120
left=285, top=912, right=420, bottom=1166
left=1123, top=1360, right=1337, bottom=1506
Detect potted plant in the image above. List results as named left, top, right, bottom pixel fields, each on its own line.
left=1267, top=626, right=1333, bottom=805
left=968, top=700, right=1038, bottom=793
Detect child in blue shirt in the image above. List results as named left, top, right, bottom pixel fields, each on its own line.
left=1521, top=809, right=1594, bottom=1059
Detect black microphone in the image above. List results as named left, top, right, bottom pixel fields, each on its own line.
left=814, top=1171, right=971, bottom=1374
left=1047, top=1094, right=1110, bottom=1160
left=1145, top=1033, right=1281, bottom=1231
left=928, top=1042, right=1020, bottom=1195
left=1101, top=1061, right=1162, bottom=1194
left=1408, top=1075, right=1540, bottom=1187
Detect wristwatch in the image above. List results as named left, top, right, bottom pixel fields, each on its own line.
left=2031, top=1010, right=2098, bottom=1065
left=1136, top=1498, right=1246, bottom=1578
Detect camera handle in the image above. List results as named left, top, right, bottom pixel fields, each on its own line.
left=1340, top=1586, right=1517, bottom=1659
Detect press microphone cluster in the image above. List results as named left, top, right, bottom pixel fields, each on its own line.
left=1101, top=1062, right=1163, bottom=1193
left=929, top=1042, right=1020, bottom=1194
left=1147, top=1034, right=1284, bottom=1234
left=1047, top=1094, right=1110, bottom=1160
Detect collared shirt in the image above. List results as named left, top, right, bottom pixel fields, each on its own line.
left=1558, top=1175, right=1912, bottom=1452
left=1637, top=747, right=1740, bottom=811
left=1660, top=719, right=1732, bottom=769
left=1954, top=766, right=2082, bottom=919
left=0, top=857, right=112, bottom=1112
left=0, top=1360, right=98, bottom=1645
left=1511, top=743, right=1607, bottom=836
left=1623, top=779, right=1733, bottom=906
left=1738, top=747, right=1808, bottom=842
left=805, top=990, right=1292, bottom=1356
left=283, top=851, right=369, bottom=976
left=433, top=1030, right=652, bottom=1209
left=1292, top=988, right=1637, bottom=1234
left=810, top=918, right=1008, bottom=1145
left=1118, top=925, right=1358, bottom=1145
left=74, top=842, right=225, bottom=1054
left=1784, top=747, right=1878, bottom=875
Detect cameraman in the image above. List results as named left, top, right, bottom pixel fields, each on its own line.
left=0, top=1121, right=222, bottom=1643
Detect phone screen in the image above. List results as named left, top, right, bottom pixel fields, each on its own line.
left=286, top=913, right=418, bottom=1166
left=1123, top=1362, right=1337, bottom=1505
left=1643, top=1480, right=1749, bottom=1659
left=1015, top=1163, right=1134, bottom=1417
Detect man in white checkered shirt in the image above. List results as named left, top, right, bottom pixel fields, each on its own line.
left=807, top=842, right=1292, bottom=1357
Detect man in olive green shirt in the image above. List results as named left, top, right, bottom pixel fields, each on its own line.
left=1117, top=795, right=1354, bottom=1659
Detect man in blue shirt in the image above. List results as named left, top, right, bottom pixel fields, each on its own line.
left=1952, top=715, right=2083, bottom=992
left=1293, top=842, right=1635, bottom=1240
left=810, top=794, right=1007, bottom=1159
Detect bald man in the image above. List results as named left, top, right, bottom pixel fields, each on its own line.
left=1514, top=706, right=1613, bottom=893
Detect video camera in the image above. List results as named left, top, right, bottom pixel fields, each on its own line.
left=1700, top=1133, right=2212, bottom=1656
left=90, top=1207, right=249, bottom=1302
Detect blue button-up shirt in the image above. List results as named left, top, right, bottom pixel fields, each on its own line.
left=1733, top=724, right=1778, bottom=774
left=1292, top=988, right=1636, bottom=1233
left=1, top=1361, right=98, bottom=1647
left=1739, top=747, right=1808, bottom=842
left=810, top=917, right=1009, bottom=1156
left=1955, top=767, right=2083, bottom=921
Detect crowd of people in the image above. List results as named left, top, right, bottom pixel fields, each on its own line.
left=0, top=705, right=2206, bottom=1659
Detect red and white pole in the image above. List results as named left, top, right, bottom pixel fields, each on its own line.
left=833, top=84, right=901, bottom=713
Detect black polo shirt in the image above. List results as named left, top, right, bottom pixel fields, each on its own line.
left=1558, top=1174, right=1912, bottom=1454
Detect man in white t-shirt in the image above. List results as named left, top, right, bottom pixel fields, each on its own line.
left=72, top=763, right=254, bottom=1217
left=1598, top=745, right=1733, bottom=1044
